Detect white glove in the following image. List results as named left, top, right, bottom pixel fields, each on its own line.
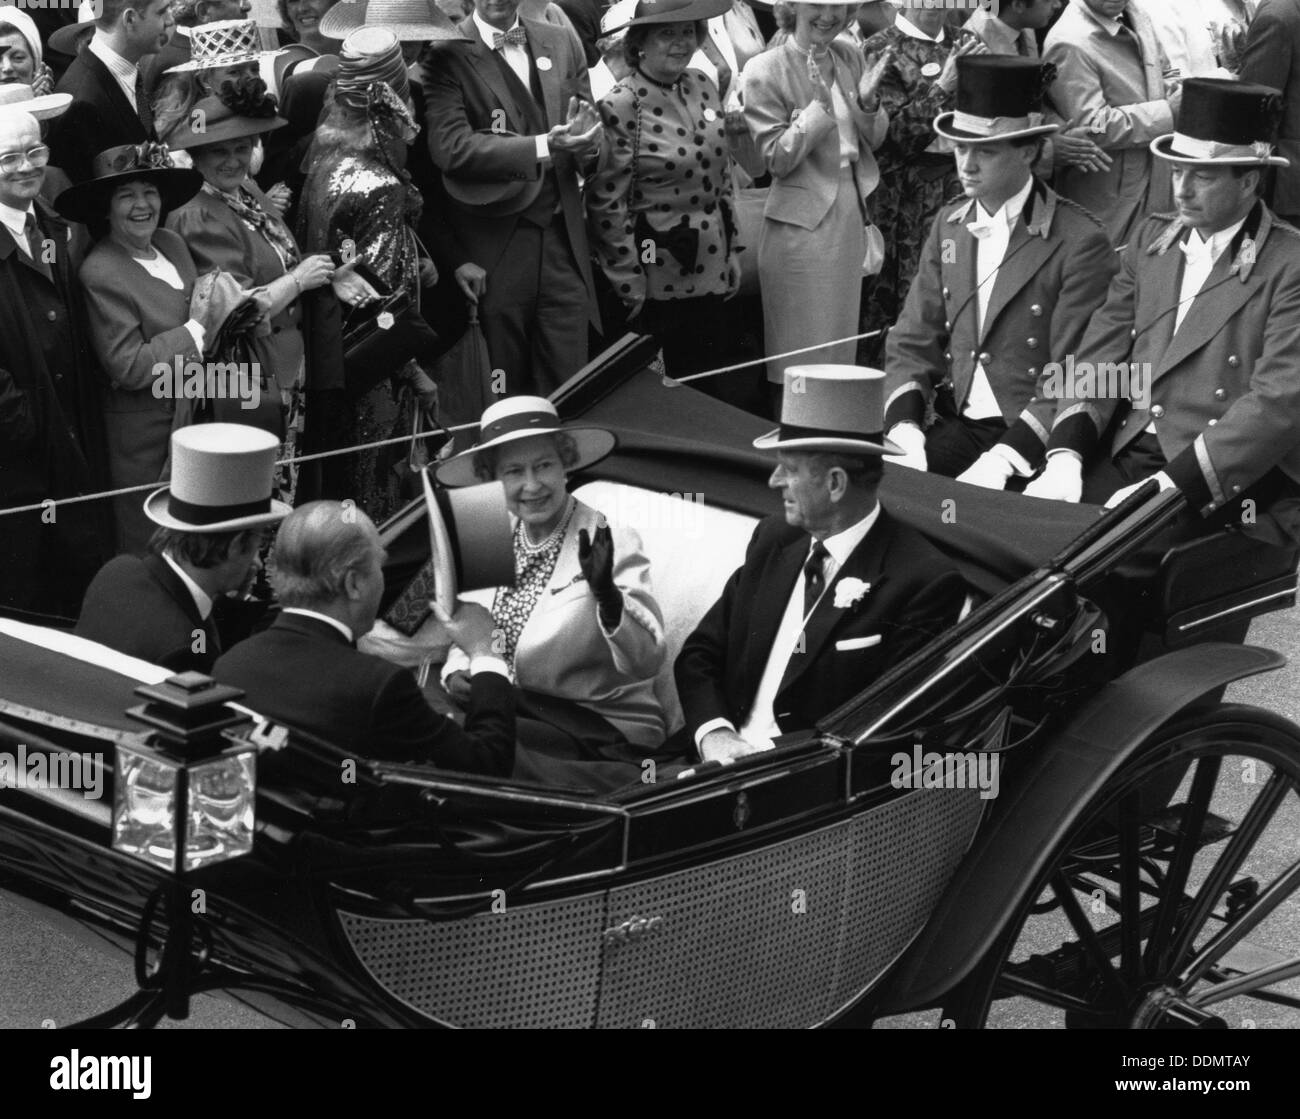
left=1103, top=471, right=1176, bottom=509
left=957, top=447, right=1018, bottom=490
left=885, top=423, right=927, bottom=472
left=1024, top=453, right=1084, bottom=502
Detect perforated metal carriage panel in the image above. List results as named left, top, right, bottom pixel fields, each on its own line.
left=336, top=892, right=607, bottom=1028
left=334, top=786, right=984, bottom=1027
left=598, top=786, right=985, bottom=1028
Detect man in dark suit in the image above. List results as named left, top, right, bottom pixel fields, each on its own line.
left=48, top=0, right=174, bottom=184
left=1240, top=0, right=1300, bottom=225
left=214, top=500, right=517, bottom=776
left=421, top=0, right=603, bottom=395
left=0, top=104, right=112, bottom=619
left=884, top=56, right=1117, bottom=484
left=675, top=367, right=968, bottom=764
left=76, top=424, right=289, bottom=670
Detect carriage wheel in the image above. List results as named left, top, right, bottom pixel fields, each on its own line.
left=943, top=705, right=1300, bottom=1028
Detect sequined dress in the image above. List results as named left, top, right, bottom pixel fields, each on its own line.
left=297, top=148, right=423, bottom=524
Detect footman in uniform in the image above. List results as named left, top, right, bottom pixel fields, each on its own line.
left=883, top=56, right=1117, bottom=485
left=1026, top=77, right=1300, bottom=550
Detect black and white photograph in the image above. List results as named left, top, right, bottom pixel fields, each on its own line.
left=2, top=0, right=1300, bottom=1065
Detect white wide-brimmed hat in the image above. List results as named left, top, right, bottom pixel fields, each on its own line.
left=320, top=0, right=468, bottom=42
left=144, top=424, right=291, bottom=533
left=435, top=396, right=617, bottom=488
left=1151, top=77, right=1289, bottom=168
left=0, top=82, right=72, bottom=121
left=754, top=366, right=902, bottom=456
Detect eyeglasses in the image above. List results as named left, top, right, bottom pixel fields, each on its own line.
left=0, top=144, right=50, bottom=174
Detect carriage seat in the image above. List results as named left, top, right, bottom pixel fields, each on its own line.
left=574, top=481, right=756, bottom=736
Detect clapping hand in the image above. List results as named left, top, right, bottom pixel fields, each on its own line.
left=858, top=46, right=894, bottom=110
left=937, top=37, right=987, bottom=94
left=1054, top=118, right=1114, bottom=174
left=547, top=96, right=602, bottom=156
left=418, top=256, right=439, bottom=288
left=264, top=181, right=293, bottom=217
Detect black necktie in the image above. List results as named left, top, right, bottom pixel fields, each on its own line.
left=134, top=69, right=154, bottom=136
left=23, top=212, right=51, bottom=282
left=803, top=541, right=829, bottom=618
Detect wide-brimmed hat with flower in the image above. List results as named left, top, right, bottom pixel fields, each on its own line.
left=1151, top=77, right=1289, bottom=168
left=436, top=396, right=618, bottom=488
left=54, top=142, right=203, bottom=227
left=163, top=85, right=288, bottom=151
left=165, top=19, right=263, bottom=74
left=0, top=82, right=71, bottom=121
left=319, top=0, right=468, bottom=43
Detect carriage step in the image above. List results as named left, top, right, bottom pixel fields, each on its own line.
left=1146, top=806, right=1235, bottom=849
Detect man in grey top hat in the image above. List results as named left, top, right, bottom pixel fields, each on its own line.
left=675, top=366, right=966, bottom=764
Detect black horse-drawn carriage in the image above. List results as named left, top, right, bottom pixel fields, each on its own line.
left=2, top=337, right=1299, bottom=1028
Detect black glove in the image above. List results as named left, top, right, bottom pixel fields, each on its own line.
left=578, top=523, right=622, bottom=629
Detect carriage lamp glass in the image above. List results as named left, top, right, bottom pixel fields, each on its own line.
left=112, top=672, right=258, bottom=874
left=112, top=741, right=257, bottom=873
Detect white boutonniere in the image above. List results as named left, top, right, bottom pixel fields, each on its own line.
left=833, top=577, right=871, bottom=610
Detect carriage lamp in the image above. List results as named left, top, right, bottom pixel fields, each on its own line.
left=113, top=672, right=257, bottom=874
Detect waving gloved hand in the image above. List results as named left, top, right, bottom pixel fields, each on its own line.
left=579, top=522, right=622, bottom=629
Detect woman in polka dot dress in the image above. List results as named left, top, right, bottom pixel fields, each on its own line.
left=587, top=0, right=743, bottom=383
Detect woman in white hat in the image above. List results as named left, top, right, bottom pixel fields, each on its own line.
left=0, top=7, right=54, bottom=96
left=743, top=2, right=893, bottom=411
left=436, top=397, right=668, bottom=756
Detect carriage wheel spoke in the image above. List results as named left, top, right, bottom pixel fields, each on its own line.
left=1117, top=793, right=1145, bottom=983
left=1194, top=955, right=1300, bottom=1008
left=1048, top=871, right=1132, bottom=1003
left=1167, top=772, right=1291, bottom=968
left=1144, top=756, right=1220, bottom=975
left=1180, top=857, right=1300, bottom=989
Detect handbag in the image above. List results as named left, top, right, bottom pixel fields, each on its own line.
left=340, top=271, right=440, bottom=397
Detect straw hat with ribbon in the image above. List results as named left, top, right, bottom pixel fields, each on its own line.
left=333, top=26, right=412, bottom=110
left=1151, top=77, right=1289, bottom=168
left=436, top=396, right=618, bottom=488
left=0, top=82, right=71, bottom=121
left=164, top=18, right=263, bottom=74
left=319, top=0, right=468, bottom=43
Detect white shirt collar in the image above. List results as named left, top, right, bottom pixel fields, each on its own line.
left=282, top=607, right=355, bottom=645
left=0, top=197, right=35, bottom=246
left=975, top=175, right=1035, bottom=228
left=474, top=11, right=521, bottom=47
left=1076, top=0, right=1125, bottom=36
left=89, top=33, right=138, bottom=82
left=814, top=503, right=881, bottom=571
left=1185, top=214, right=1248, bottom=262
left=894, top=13, right=945, bottom=43
left=162, top=553, right=214, bottom=621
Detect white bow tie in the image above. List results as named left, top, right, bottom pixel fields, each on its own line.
left=1180, top=233, right=1216, bottom=266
